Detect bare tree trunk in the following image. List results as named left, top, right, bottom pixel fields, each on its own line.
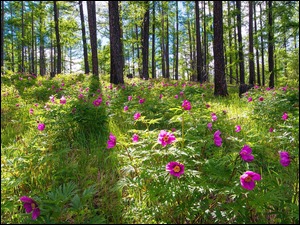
left=254, top=2, right=260, bottom=85
left=160, top=2, right=166, bottom=78
left=21, top=1, right=25, bottom=73
left=213, top=1, right=228, bottom=96
left=151, top=1, right=156, bottom=78
left=79, top=1, right=90, bottom=74
left=260, top=2, right=265, bottom=86
left=175, top=1, right=179, bottom=80
left=236, top=1, right=245, bottom=84
left=54, top=1, right=61, bottom=75
left=165, top=3, right=170, bottom=79
left=248, top=1, right=255, bottom=85
left=87, top=1, right=99, bottom=77
left=268, top=1, right=274, bottom=88
left=195, top=1, right=203, bottom=83
left=141, top=1, right=150, bottom=80
left=1, top=1, right=4, bottom=72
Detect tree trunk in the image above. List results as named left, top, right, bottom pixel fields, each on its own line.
left=109, top=1, right=124, bottom=84
left=142, top=1, right=150, bottom=80
left=31, top=8, right=35, bottom=74
left=202, top=1, right=207, bottom=82
left=1, top=1, right=4, bottom=72
left=228, top=1, right=233, bottom=84
left=268, top=1, right=274, bottom=88
left=151, top=1, right=156, bottom=79
left=54, top=1, right=61, bottom=75
left=175, top=1, right=179, bottom=80
left=165, top=3, right=170, bottom=79
left=195, top=1, right=203, bottom=83
left=87, top=1, right=99, bottom=77
left=259, top=2, right=265, bottom=86
left=254, top=2, right=260, bottom=86
left=135, top=24, right=141, bottom=77
left=79, top=1, right=90, bottom=74
left=21, top=1, right=25, bottom=73
left=160, top=2, right=166, bottom=78
left=213, top=1, right=228, bottom=96
left=248, top=1, right=255, bottom=85
left=236, top=1, right=245, bottom=84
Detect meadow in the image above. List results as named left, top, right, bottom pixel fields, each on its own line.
left=1, top=72, right=299, bottom=224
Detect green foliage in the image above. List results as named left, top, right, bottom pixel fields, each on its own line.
left=1, top=73, right=299, bottom=224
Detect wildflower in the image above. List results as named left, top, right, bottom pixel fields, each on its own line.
left=213, top=130, right=222, bottom=147
left=159, top=94, right=163, bottom=99
left=171, top=128, right=176, bottom=132
left=134, top=112, right=141, bottom=120
left=107, top=133, right=116, bottom=149
left=139, top=98, right=145, bottom=104
left=279, top=151, right=291, bottom=167
left=29, top=108, right=34, bottom=115
left=132, top=134, right=139, bottom=142
left=128, top=96, right=132, bottom=101
left=166, top=161, right=184, bottom=177
left=207, top=123, right=213, bottom=131
left=124, top=105, right=129, bottom=111
left=93, top=98, right=102, bottom=107
left=174, top=95, right=178, bottom=99
left=235, top=125, right=241, bottom=132
left=37, top=123, right=45, bottom=131
left=182, top=100, right=191, bottom=110
left=180, top=91, right=184, bottom=96
left=157, top=130, right=176, bottom=147
left=211, top=113, right=217, bottom=121
left=282, top=112, right=288, bottom=121
left=60, top=96, right=66, bottom=104
left=248, top=97, right=253, bottom=102
left=259, top=96, right=264, bottom=101
left=20, top=196, right=40, bottom=220
left=78, top=93, right=84, bottom=99
left=205, top=104, right=211, bottom=108
left=269, top=127, right=274, bottom=132
left=239, top=145, right=254, bottom=162
left=49, top=95, right=55, bottom=103
left=240, top=171, right=261, bottom=191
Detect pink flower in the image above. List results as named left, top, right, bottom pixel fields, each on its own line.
left=128, top=96, right=132, bottom=101
left=124, top=106, right=129, bottom=111
left=29, top=108, right=34, bottom=115
left=93, top=98, right=102, bottom=107
left=240, top=171, right=261, bottom=191
left=179, top=91, right=184, bottom=96
left=134, top=112, right=141, bottom=120
left=60, top=96, right=66, bottom=104
left=174, top=95, right=178, bottom=99
left=157, top=130, right=176, bottom=147
left=171, top=128, right=176, bottom=132
left=37, top=123, right=45, bottom=131
left=132, top=134, right=139, bottom=142
left=239, top=145, right=254, bottom=162
left=20, top=196, right=40, bottom=220
left=166, top=161, right=184, bottom=177
left=259, top=96, right=264, bottom=101
left=279, top=151, right=291, bottom=167
left=182, top=100, right=191, bottom=110
left=282, top=112, right=288, bottom=121
left=139, top=98, right=145, bottom=104
left=235, top=125, right=241, bottom=132
left=107, top=133, right=116, bottom=149
left=78, top=93, right=84, bottom=99
left=213, top=130, right=222, bottom=147
left=211, top=113, right=217, bottom=121
left=159, top=94, right=163, bottom=99
left=205, top=104, right=211, bottom=108
left=207, top=122, right=213, bottom=131
left=248, top=97, right=253, bottom=102
left=269, top=127, right=274, bottom=132
left=49, top=95, right=55, bottom=103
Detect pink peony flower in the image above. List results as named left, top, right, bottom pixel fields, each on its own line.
left=182, top=100, right=191, bottom=110
left=128, top=96, right=132, bottom=101
left=124, top=105, right=129, bottom=111
left=248, top=97, right=253, bottom=102
left=29, top=108, right=34, bottom=115
left=269, top=127, right=274, bottom=132
left=282, top=112, right=288, bottom=121
left=207, top=123, right=213, bottom=131
left=166, top=161, right=184, bottom=177
left=107, top=133, right=116, bottom=149
left=239, top=145, right=254, bottom=162
left=49, top=95, right=55, bottom=103
left=20, top=196, right=40, bottom=220
left=235, top=125, right=241, bottom=132
left=134, top=112, right=141, bottom=120
left=93, top=98, right=102, bottom=107
left=139, top=98, right=145, bottom=104
left=211, top=113, right=217, bottom=121
left=60, top=96, right=66, bottom=104
left=37, top=123, right=45, bottom=131
left=279, top=151, right=291, bottom=167
left=259, top=96, right=264, bottom=101
left=240, top=171, right=261, bottom=190
left=174, top=95, right=178, bottom=99
left=157, top=130, right=176, bottom=147
left=213, top=130, right=222, bottom=147
left=132, top=134, right=139, bottom=142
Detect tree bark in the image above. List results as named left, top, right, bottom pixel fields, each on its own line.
left=141, top=1, right=150, bottom=80
left=254, top=2, right=260, bottom=86
left=213, top=1, right=228, bottom=97
left=109, top=1, right=124, bottom=84
left=1, top=1, right=4, bottom=72
left=79, top=1, right=90, bottom=74
left=87, top=1, right=99, bottom=77
left=268, top=1, right=274, bottom=88
left=195, top=1, right=203, bottom=83
left=248, top=1, right=255, bottom=85
left=236, top=1, right=245, bottom=84
left=175, top=1, right=179, bottom=80
left=151, top=1, right=156, bottom=78
left=54, top=1, right=62, bottom=75
left=260, top=2, right=265, bottom=86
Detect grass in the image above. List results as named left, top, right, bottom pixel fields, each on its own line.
left=1, top=73, right=299, bottom=224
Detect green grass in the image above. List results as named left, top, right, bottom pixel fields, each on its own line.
left=1, top=73, right=299, bottom=224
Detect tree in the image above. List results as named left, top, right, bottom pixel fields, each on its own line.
left=174, top=1, right=179, bottom=80
left=87, top=1, right=99, bottom=77
left=236, top=1, right=245, bottom=84
left=109, top=1, right=124, bottom=84
left=195, top=1, right=203, bottom=83
left=141, top=1, right=150, bottom=80
left=259, top=2, right=265, bottom=86
left=268, top=1, right=274, bottom=88
left=151, top=1, right=156, bottom=79
left=254, top=2, right=261, bottom=86
left=79, top=1, right=89, bottom=74
left=54, top=1, right=62, bottom=75
left=248, top=1, right=255, bottom=85
left=213, top=1, right=228, bottom=97
left=1, top=1, right=4, bottom=73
